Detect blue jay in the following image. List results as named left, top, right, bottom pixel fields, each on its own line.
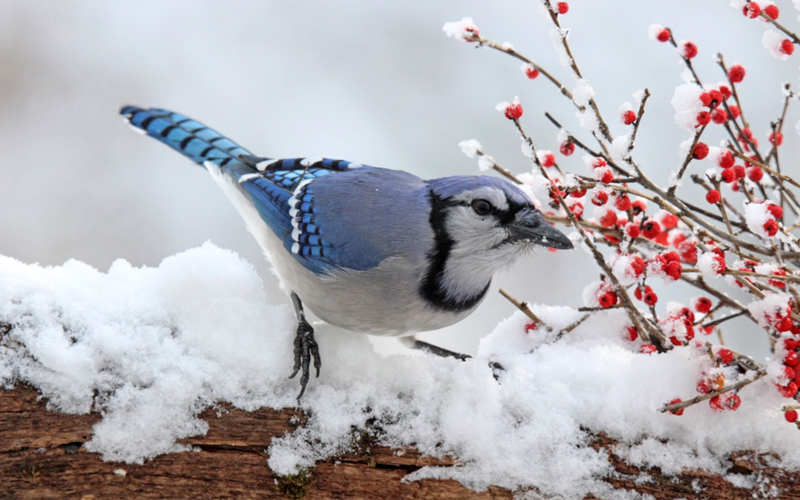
left=121, top=106, right=573, bottom=398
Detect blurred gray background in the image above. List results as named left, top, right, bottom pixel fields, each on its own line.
left=1, top=1, right=797, bottom=359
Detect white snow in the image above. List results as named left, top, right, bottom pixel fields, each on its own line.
left=671, top=84, right=705, bottom=131
left=697, top=252, right=724, bottom=279
left=458, top=139, right=482, bottom=159
left=442, top=17, right=479, bottom=42
left=744, top=201, right=774, bottom=239
left=2, top=245, right=800, bottom=498
left=549, top=26, right=573, bottom=67
left=762, top=29, right=791, bottom=60
left=477, top=155, right=495, bottom=171
left=648, top=24, right=665, bottom=41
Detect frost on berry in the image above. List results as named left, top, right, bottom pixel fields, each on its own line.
left=744, top=201, right=780, bottom=239
left=611, top=254, right=645, bottom=285
left=648, top=24, right=671, bottom=43
left=672, top=84, right=706, bottom=131
left=498, top=97, right=524, bottom=120
left=763, top=29, right=794, bottom=60
left=742, top=2, right=761, bottom=18
left=698, top=252, right=726, bottom=278
left=680, top=40, right=698, bottom=59
left=714, top=149, right=735, bottom=169
left=521, top=63, right=540, bottom=80
left=538, top=150, right=557, bottom=168
left=620, top=107, right=636, bottom=125
left=443, top=17, right=480, bottom=42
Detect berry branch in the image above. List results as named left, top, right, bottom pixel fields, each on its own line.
left=446, top=4, right=800, bottom=418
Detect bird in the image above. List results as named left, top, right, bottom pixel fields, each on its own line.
left=121, top=106, right=574, bottom=398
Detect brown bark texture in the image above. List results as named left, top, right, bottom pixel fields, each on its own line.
left=1, top=385, right=798, bottom=500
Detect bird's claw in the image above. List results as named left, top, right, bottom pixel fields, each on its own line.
left=288, top=320, right=321, bottom=400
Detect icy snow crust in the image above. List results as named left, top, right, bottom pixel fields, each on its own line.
left=2, top=244, right=800, bottom=498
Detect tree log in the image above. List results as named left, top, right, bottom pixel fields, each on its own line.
left=1, top=385, right=798, bottom=500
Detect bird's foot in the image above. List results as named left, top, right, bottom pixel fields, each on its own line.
left=288, top=319, right=321, bottom=400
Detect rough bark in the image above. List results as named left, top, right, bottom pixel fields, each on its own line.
left=1, top=385, right=798, bottom=500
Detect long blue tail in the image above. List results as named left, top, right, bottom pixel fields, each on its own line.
left=120, top=106, right=253, bottom=170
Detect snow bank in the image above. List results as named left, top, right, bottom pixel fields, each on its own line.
left=1, top=244, right=800, bottom=498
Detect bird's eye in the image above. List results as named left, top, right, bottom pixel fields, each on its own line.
left=472, top=199, right=493, bottom=216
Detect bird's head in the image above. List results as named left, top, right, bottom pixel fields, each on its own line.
left=420, top=175, right=573, bottom=311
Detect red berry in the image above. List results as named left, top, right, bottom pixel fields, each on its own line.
left=708, top=89, right=723, bottom=106
left=625, top=224, right=641, bottom=239
left=699, top=92, right=712, bottom=107
left=600, top=169, right=614, bottom=183
left=694, top=297, right=713, bottom=313
left=644, top=289, right=658, bottom=306
left=682, top=41, right=698, bottom=59
left=786, top=410, right=799, bottom=423
left=711, top=108, right=728, bottom=124
left=657, top=28, right=671, bottom=43
left=557, top=2, right=569, bottom=14
left=697, top=379, right=711, bottom=394
left=728, top=105, right=741, bottom=119
left=667, top=398, right=684, bottom=416
left=541, top=152, right=556, bottom=168
left=733, top=164, right=746, bottom=179
left=726, top=393, right=742, bottom=411
left=505, top=103, right=523, bottom=120
left=784, top=338, right=798, bottom=351
left=747, top=167, right=764, bottom=182
left=625, top=326, right=639, bottom=341
left=692, top=142, right=709, bottom=160
left=663, top=251, right=681, bottom=264
left=709, top=395, right=725, bottom=412
left=778, top=381, right=799, bottom=398
left=764, top=4, right=779, bottom=20
left=768, top=204, right=784, bottom=219
left=639, top=343, right=657, bottom=354
left=717, top=150, right=734, bottom=168
left=568, top=201, right=583, bottom=217
left=560, top=141, right=575, bottom=156
left=719, top=85, right=732, bottom=100
left=631, top=200, right=647, bottom=213
left=591, top=191, right=608, bottom=206
left=786, top=351, right=800, bottom=367
left=600, top=209, right=618, bottom=228
left=622, top=110, right=636, bottom=125
left=763, top=219, right=779, bottom=237
left=728, top=64, right=746, bottom=83
left=717, top=347, right=734, bottom=365
left=706, top=189, right=721, bottom=204
left=776, top=317, right=793, bottom=333
left=614, top=195, right=631, bottom=211
left=598, top=291, right=618, bottom=308
left=696, top=111, right=711, bottom=127
left=666, top=261, right=682, bottom=281
left=570, top=188, right=587, bottom=198
left=662, top=214, right=679, bottom=230
left=524, top=65, right=540, bottom=79
left=524, top=322, right=537, bottom=333
left=781, top=39, right=795, bottom=56
left=769, top=131, right=783, bottom=146
left=720, top=168, right=735, bottom=183
left=642, top=220, right=661, bottom=239
left=743, top=2, right=761, bottom=18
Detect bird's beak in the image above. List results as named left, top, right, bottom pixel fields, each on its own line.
left=507, top=208, right=574, bottom=250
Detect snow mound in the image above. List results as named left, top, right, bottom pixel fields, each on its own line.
left=1, top=244, right=800, bottom=498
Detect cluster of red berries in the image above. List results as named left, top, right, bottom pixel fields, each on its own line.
left=761, top=201, right=784, bottom=237
left=590, top=157, right=614, bottom=184
left=695, top=86, right=734, bottom=127
left=776, top=334, right=800, bottom=402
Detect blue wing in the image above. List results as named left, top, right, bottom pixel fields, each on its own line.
left=121, top=106, right=372, bottom=274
